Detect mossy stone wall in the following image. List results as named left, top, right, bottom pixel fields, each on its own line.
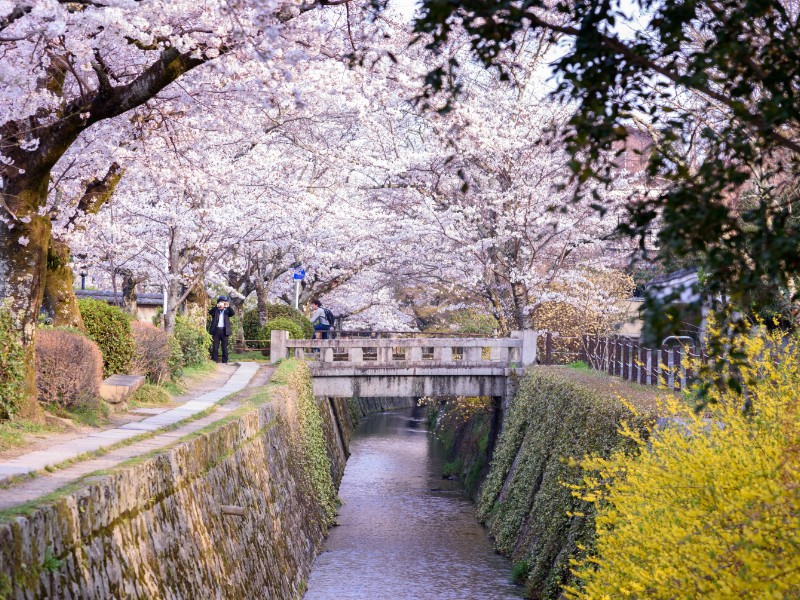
left=0, top=364, right=353, bottom=600
left=433, top=367, right=657, bottom=599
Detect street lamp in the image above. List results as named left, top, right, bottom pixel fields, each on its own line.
left=79, top=265, right=87, bottom=290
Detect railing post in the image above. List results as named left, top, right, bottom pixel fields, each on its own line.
left=545, top=333, right=553, bottom=366
left=521, top=330, right=538, bottom=367
left=435, top=346, right=453, bottom=363
left=622, top=342, right=630, bottom=380
left=408, top=346, right=423, bottom=362
left=490, top=345, right=507, bottom=362
left=270, top=330, right=289, bottom=364
left=464, top=346, right=482, bottom=363
left=350, top=347, right=364, bottom=363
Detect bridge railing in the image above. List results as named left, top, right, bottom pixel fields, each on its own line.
left=270, top=330, right=538, bottom=368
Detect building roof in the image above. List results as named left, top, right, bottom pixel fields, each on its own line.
left=646, top=267, right=698, bottom=288
left=75, top=289, right=164, bottom=306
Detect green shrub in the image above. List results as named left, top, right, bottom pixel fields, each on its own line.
left=167, top=335, right=185, bottom=380
left=173, top=315, right=211, bottom=367
left=477, top=368, right=657, bottom=598
left=267, top=303, right=313, bottom=338
left=128, top=383, right=171, bottom=406
left=242, top=308, right=260, bottom=341
left=512, top=560, right=532, bottom=585
left=258, top=317, right=306, bottom=343
left=242, top=304, right=313, bottom=343
left=0, top=308, right=25, bottom=419
left=78, top=298, right=135, bottom=376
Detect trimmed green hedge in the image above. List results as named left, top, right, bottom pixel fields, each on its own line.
left=258, top=317, right=305, bottom=343
left=173, top=315, right=211, bottom=367
left=477, top=368, right=655, bottom=599
left=244, top=305, right=313, bottom=343
left=78, top=298, right=135, bottom=377
left=0, top=308, right=25, bottom=419
left=242, top=308, right=260, bottom=341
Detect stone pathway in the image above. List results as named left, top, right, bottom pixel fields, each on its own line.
left=0, top=362, right=261, bottom=483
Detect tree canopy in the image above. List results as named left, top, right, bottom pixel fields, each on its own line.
left=411, top=0, right=800, bottom=337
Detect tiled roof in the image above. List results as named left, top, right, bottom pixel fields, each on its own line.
left=646, top=268, right=698, bottom=288
left=75, top=289, right=164, bottom=306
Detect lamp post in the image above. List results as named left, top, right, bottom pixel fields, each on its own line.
left=79, top=265, right=87, bottom=290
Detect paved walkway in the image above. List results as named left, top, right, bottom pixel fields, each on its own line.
left=0, top=362, right=261, bottom=484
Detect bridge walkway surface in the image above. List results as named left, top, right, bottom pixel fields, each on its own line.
left=0, top=362, right=265, bottom=511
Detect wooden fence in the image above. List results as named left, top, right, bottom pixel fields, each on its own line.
left=536, top=333, right=704, bottom=391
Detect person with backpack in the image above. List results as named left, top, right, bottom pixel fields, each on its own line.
left=310, top=298, right=334, bottom=340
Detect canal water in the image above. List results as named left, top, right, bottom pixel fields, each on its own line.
left=304, top=407, right=523, bottom=600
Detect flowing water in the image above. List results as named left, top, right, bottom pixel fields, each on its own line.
left=304, top=407, right=524, bottom=600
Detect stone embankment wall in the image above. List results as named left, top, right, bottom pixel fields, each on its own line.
left=0, top=361, right=355, bottom=600
left=431, top=367, right=659, bottom=600
left=347, top=396, right=416, bottom=422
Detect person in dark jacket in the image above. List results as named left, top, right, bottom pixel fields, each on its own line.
left=208, top=295, right=235, bottom=363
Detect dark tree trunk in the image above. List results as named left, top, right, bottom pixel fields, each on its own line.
left=42, top=238, right=85, bottom=330
left=0, top=180, right=50, bottom=419
left=116, top=268, right=143, bottom=317
left=256, top=279, right=271, bottom=327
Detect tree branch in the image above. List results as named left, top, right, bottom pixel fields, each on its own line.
left=523, top=11, right=800, bottom=155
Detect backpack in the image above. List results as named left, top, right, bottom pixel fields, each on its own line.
left=323, top=308, right=336, bottom=328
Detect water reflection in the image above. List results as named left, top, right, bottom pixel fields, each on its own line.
left=304, top=407, right=523, bottom=600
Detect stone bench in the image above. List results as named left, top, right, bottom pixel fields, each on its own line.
left=99, top=374, right=145, bottom=404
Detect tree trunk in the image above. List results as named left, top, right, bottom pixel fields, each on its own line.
left=256, top=279, right=271, bottom=327
left=510, top=281, right=528, bottom=330
left=0, top=182, right=50, bottom=420
left=486, top=288, right=511, bottom=336
left=116, top=268, right=141, bottom=318
left=0, top=47, right=212, bottom=414
left=42, top=238, right=85, bottom=330
left=164, top=278, right=181, bottom=334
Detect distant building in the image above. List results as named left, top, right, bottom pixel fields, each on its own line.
left=645, top=268, right=700, bottom=306
left=612, top=297, right=645, bottom=338
left=644, top=268, right=705, bottom=339
left=75, top=289, right=163, bottom=324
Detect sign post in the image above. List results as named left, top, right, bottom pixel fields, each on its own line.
left=292, top=267, right=305, bottom=310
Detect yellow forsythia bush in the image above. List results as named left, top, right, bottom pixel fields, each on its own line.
left=565, top=326, right=800, bottom=599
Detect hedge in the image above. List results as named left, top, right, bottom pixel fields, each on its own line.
left=131, top=322, right=170, bottom=384
left=78, top=298, right=135, bottom=377
left=35, top=328, right=103, bottom=409
left=244, top=304, right=313, bottom=341
left=173, top=315, right=211, bottom=367
left=258, top=317, right=306, bottom=344
left=0, top=308, right=25, bottom=419
left=477, top=367, right=656, bottom=599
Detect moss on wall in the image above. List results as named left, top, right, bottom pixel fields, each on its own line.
left=478, top=368, right=657, bottom=599
left=431, top=368, right=659, bottom=599
left=0, top=359, right=349, bottom=599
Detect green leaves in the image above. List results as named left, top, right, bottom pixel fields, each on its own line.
left=411, top=0, right=800, bottom=339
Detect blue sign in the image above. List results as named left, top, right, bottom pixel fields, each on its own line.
left=292, top=267, right=306, bottom=281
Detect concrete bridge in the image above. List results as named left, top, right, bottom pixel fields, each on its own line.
left=269, top=331, right=539, bottom=402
